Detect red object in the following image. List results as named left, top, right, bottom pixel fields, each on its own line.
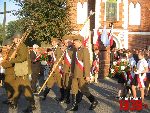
left=108, top=33, right=113, bottom=47
left=136, top=99, right=142, bottom=111
left=130, top=100, right=137, bottom=111
left=127, top=71, right=133, bottom=85
left=75, top=57, right=84, bottom=71
left=96, top=30, right=101, bottom=47
left=83, top=36, right=89, bottom=47
left=119, top=100, right=129, bottom=111
left=130, top=99, right=142, bottom=111
left=64, top=51, right=71, bottom=67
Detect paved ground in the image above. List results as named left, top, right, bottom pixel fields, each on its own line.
left=0, top=78, right=149, bottom=113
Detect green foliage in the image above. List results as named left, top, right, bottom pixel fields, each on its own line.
left=0, top=24, right=4, bottom=45
left=15, top=0, right=72, bottom=42
left=6, top=19, right=25, bottom=39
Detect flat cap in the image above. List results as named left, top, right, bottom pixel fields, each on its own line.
left=73, top=34, right=84, bottom=42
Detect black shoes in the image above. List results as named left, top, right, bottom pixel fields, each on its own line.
left=87, top=94, right=98, bottom=110
left=66, top=94, right=78, bottom=111
left=89, top=99, right=98, bottom=110
left=41, top=87, right=50, bottom=100
left=76, top=91, right=83, bottom=103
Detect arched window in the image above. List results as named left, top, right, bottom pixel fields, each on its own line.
left=129, top=2, right=141, bottom=25
left=77, top=2, right=88, bottom=24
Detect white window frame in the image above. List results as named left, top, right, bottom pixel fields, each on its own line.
left=77, top=2, right=88, bottom=24
left=129, top=2, right=141, bottom=25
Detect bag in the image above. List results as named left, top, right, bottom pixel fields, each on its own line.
left=14, top=61, right=29, bottom=77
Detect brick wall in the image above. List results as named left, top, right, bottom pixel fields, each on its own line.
left=128, top=35, right=150, bottom=50
left=67, top=0, right=150, bottom=50
left=128, top=0, right=150, bottom=32
left=128, top=0, right=150, bottom=49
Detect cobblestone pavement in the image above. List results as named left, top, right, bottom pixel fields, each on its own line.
left=0, top=78, right=149, bottom=113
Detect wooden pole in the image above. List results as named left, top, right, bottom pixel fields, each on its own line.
left=2, top=0, right=6, bottom=44
left=37, top=52, right=65, bottom=95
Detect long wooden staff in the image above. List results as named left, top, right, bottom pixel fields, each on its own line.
left=37, top=10, right=95, bottom=95
left=2, top=42, right=15, bottom=62
left=37, top=52, right=65, bottom=95
left=9, top=28, right=31, bottom=60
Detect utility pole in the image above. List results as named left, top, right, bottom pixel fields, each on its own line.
left=0, top=0, right=12, bottom=44
left=3, top=0, right=6, bottom=43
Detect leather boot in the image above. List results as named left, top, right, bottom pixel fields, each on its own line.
left=42, top=87, right=50, bottom=100
left=76, top=91, right=83, bottom=103
left=64, top=89, right=70, bottom=104
left=58, top=88, right=65, bottom=103
left=87, top=94, right=98, bottom=110
left=66, top=94, right=78, bottom=111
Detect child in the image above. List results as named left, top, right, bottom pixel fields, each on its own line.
left=125, top=51, right=136, bottom=96
left=131, top=51, right=148, bottom=102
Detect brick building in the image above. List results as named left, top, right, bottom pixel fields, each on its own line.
left=67, top=0, right=150, bottom=50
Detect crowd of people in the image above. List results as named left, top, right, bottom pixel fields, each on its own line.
left=0, top=33, right=98, bottom=113
left=110, top=48, right=150, bottom=103
left=0, top=32, right=149, bottom=112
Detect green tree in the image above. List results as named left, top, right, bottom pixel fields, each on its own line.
left=15, top=0, right=72, bottom=42
left=0, top=24, right=4, bottom=45
left=6, top=19, right=25, bottom=39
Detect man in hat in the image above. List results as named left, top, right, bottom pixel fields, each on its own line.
left=67, top=35, right=98, bottom=111
left=9, top=33, right=36, bottom=112
left=60, top=35, right=74, bottom=104
left=61, top=34, right=83, bottom=104
left=42, top=37, right=64, bottom=101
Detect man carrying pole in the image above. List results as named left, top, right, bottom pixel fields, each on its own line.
left=8, top=33, right=36, bottom=113
left=41, top=38, right=64, bottom=101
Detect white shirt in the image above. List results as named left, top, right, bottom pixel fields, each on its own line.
left=137, top=58, right=148, bottom=75
left=128, top=57, right=136, bottom=68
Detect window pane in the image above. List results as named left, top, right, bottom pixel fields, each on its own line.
left=106, top=2, right=117, bottom=22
